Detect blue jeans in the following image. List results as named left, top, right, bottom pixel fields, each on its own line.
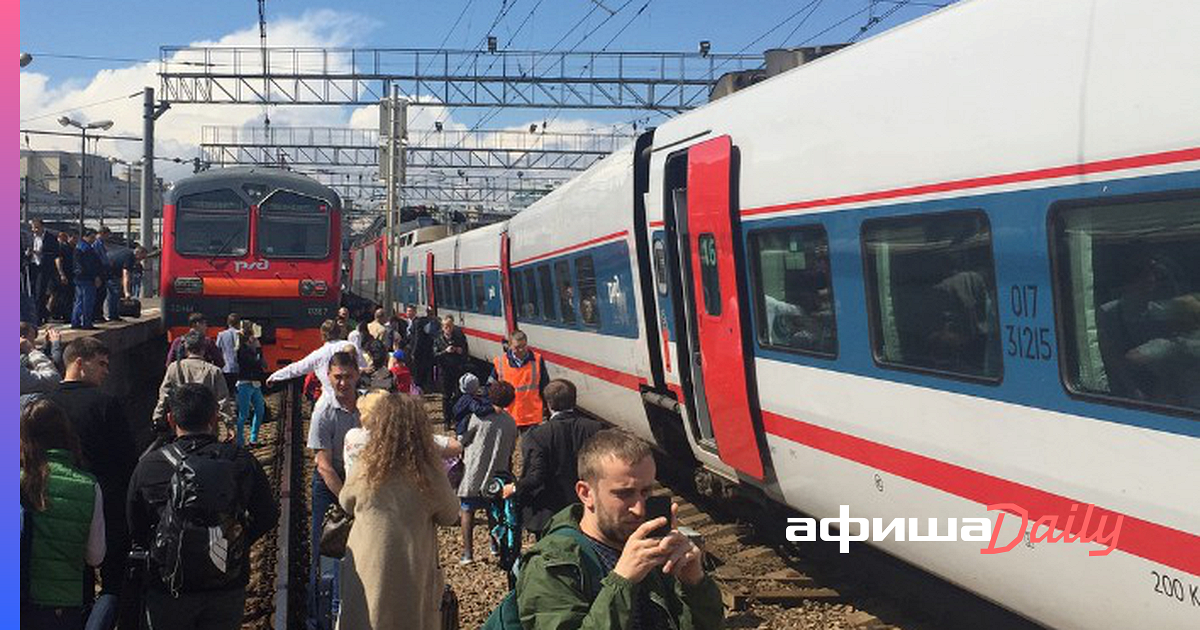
left=236, top=382, right=266, bottom=445
left=72, top=280, right=97, bottom=328
left=309, top=475, right=340, bottom=629
left=104, top=278, right=122, bottom=319
left=83, top=593, right=117, bottom=630
left=130, top=273, right=142, bottom=298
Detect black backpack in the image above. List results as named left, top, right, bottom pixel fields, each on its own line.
left=150, top=442, right=248, bottom=596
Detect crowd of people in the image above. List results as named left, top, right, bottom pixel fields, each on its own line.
left=19, top=304, right=725, bottom=630
left=21, top=219, right=148, bottom=330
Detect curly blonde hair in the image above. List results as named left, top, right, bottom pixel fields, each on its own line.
left=357, top=392, right=437, bottom=492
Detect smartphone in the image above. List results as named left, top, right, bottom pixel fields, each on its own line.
left=645, top=496, right=673, bottom=538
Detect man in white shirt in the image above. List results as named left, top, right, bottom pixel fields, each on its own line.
left=265, top=319, right=367, bottom=396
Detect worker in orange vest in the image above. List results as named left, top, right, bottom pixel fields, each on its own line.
left=489, top=330, right=550, bottom=430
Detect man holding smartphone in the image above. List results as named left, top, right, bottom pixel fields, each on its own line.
left=513, top=428, right=724, bottom=629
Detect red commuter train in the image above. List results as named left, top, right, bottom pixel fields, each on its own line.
left=160, top=167, right=342, bottom=368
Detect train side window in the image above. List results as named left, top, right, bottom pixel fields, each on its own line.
left=575, top=255, right=600, bottom=327
left=697, top=233, right=721, bottom=316
left=1051, top=193, right=1199, bottom=415
left=512, top=271, right=525, bottom=321
left=862, top=211, right=1002, bottom=381
left=420, top=272, right=426, bottom=305
left=473, top=274, right=486, bottom=313
left=462, top=273, right=475, bottom=312
left=554, top=260, right=577, bottom=324
left=523, top=268, right=539, bottom=319
left=538, top=264, right=557, bottom=321
left=749, top=225, right=837, bottom=357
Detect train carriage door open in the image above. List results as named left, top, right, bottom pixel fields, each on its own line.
left=500, top=231, right=516, bottom=335
left=682, top=136, right=765, bottom=480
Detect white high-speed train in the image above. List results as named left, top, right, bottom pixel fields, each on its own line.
left=370, top=1, right=1200, bottom=627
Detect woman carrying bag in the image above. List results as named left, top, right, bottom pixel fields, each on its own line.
left=337, top=392, right=460, bottom=630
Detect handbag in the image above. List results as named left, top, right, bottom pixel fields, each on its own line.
left=440, top=584, right=459, bottom=630
left=319, top=503, right=353, bottom=559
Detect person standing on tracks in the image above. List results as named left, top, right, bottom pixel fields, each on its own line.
left=306, top=351, right=363, bottom=627
left=265, top=319, right=367, bottom=398
left=513, top=429, right=723, bottom=630
left=457, top=381, right=519, bottom=565
left=488, top=330, right=550, bottom=431
left=405, top=307, right=438, bottom=393
left=367, top=306, right=389, bottom=342
left=152, top=331, right=237, bottom=436
left=47, top=337, right=139, bottom=629
left=127, top=383, right=277, bottom=630
left=235, top=320, right=268, bottom=446
left=215, top=312, right=242, bottom=402
left=502, top=379, right=604, bottom=538
left=165, top=312, right=225, bottom=368
left=70, top=229, right=103, bottom=331
left=337, top=392, right=461, bottom=630
left=434, top=315, right=470, bottom=428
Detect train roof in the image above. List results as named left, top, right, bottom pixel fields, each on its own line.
left=166, top=166, right=342, bottom=208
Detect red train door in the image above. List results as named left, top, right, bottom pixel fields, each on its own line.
left=500, top=231, right=516, bottom=335
left=426, top=251, right=436, bottom=312
left=685, top=136, right=764, bottom=480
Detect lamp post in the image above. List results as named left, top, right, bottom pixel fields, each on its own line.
left=58, top=117, right=114, bottom=235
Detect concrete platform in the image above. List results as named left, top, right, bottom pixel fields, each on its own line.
left=46, top=297, right=165, bottom=355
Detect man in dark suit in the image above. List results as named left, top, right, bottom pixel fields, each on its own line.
left=26, top=218, right=60, bottom=324
left=502, top=378, right=604, bottom=536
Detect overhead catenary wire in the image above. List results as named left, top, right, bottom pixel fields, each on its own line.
left=19, top=90, right=143, bottom=124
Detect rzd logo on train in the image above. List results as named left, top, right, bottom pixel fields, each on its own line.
left=233, top=260, right=270, bottom=273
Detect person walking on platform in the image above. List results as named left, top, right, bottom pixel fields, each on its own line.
left=235, top=320, right=267, bottom=446
left=20, top=400, right=107, bottom=630
left=306, top=351, right=362, bottom=628
left=166, top=312, right=226, bottom=368
left=457, top=381, right=519, bottom=564
left=502, top=379, right=604, bottom=537
left=513, top=429, right=723, bottom=630
left=152, top=331, right=236, bottom=435
left=127, top=384, right=277, bottom=630
left=434, top=315, right=469, bottom=427
left=47, top=337, right=138, bottom=629
left=71, top=230, right=103, bottom=331
left=216, top=313, right=242, bottom=399
left=338, top=392, right=460, bottom=630
left=488, top=330, right=550, bottom=431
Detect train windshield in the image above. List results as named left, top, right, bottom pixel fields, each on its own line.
left=174, top=189, right=249, bottom=257
left=257, top=190, right=332, bottom=259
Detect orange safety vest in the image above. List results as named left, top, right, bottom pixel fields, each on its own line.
left=492, top=352, right=544, bottom=427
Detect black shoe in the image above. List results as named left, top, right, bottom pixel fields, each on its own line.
left=106, top=317, right=125, bottom=323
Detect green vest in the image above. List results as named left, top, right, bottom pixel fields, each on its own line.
left=26, top=450, right=97, bottom=608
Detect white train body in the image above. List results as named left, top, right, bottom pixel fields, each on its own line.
left=386, top=1, right=1200, bottom=627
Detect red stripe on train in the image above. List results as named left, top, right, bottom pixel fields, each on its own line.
left=511, top=230, right=629, bottom=266
left=762, top=411, right=1200, bottom=576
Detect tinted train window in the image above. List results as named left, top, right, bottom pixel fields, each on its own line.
left=462, top=274, right=474, bottom=312
left=575, top=254, right=600, bottom=327
left=473, top=274, right=486, bottom=313
left=258, top=190, right=332, bottom=259
left=523, top=268, right=539, bottom=319
left=555, top=260, right=577, bottom=324
left=750, top=226, right=837, bottom=356
left=538, top=265, right=557, bottom=321
left=452, top=273, right=464, bottom=309
left=1052, top=193, right=1200, bottom=414
left=512, top=272, right=525, bottom=321
left=698, top=233, right=721, bottom=316
left=174, top=189, right=248, bottom=257
left=863, top=211, right=1002, bottom=380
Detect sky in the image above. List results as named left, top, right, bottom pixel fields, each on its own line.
left=19, top=0, right=953, bottom=183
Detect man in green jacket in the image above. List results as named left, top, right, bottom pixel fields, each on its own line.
left=515, top=428, right=724, bottom=630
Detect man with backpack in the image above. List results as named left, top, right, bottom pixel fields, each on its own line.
left=126, top=383, right=278, bottom=630
left=487, top=429, right=724, bottom=630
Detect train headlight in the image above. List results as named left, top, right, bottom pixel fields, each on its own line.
left=299, top=279, right=314, bottom=296
left=312, top=280, right=328, bottom=296
left=173, top=277, right=203, bottom=294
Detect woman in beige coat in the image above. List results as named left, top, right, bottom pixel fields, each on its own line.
left=338, top=392, right=459, bottom=630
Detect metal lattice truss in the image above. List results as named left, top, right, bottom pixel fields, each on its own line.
left=199, top=125, right=631, bottom=171
left=299, top=169, right=569, bottom=214
left=160, top=47, right=762, bottom=110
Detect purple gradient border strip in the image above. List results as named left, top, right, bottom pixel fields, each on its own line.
left=10, top=0, right=24, bottom=619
